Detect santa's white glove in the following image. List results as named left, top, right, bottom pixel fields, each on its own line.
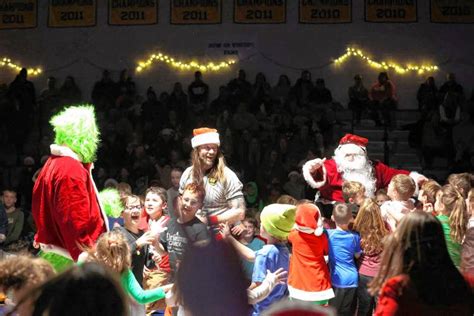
left=302, top=158, right=327, bottom=189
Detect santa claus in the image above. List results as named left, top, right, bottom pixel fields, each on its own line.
left=302, top=133, right=425, bottom=204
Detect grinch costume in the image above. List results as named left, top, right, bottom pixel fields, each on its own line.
left=32, top=105, right=109, bottom=271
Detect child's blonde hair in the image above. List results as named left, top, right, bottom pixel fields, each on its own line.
left=276, top=194, right=297, bottom=205
left=88, top=231, right=131, bottom=275
left=342, top=181, right=365, bottom=203
left=420, top=180, right=441, bottom=204
left=438, top=184, right=468, bottom=243
left=353, top=199, right=389, bottom=255
left=447, top=173, right=472, bottom=199
left=121, top=193, right=143, bottom=208
left=390, top=174, right=416, bottom=200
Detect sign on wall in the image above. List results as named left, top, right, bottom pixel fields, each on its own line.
left=234, top=0, right=286, bottom=24
left=170, top=0, right=221, bottom=24
left=48, top=0, right=96, bottom=28
left=299, top=0, right=351, bottom=24
left=0, top=0, right=37, bottom=30
left=365, top=0, right=417, bottom=23
left=430, top=0, right=474, bottom=23
left=108, top=0, right=158, bottom=25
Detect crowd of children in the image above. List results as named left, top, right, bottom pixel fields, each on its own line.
left=1, top=166, right=473, bottom=315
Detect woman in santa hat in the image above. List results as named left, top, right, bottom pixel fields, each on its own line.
left=179, top=128, right=246, bottom=232
left=288, top=202, right=335, bottom=305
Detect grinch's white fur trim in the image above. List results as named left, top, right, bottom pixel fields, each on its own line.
left=50, top=144, right=81, bottom=161
left=302, top=159, right=327, bottom=189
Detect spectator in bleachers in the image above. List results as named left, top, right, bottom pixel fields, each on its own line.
left=271, top=74, right=292, bottom=106
left=309, top=78, right=333, bottom=106
left=117, top=69, right=136, bottom=97
left=227, top=69, right=252, bottom=107
left=251, top=72, right=272, bottom=113
left=168, top=82, right=188, bottom=123
left=38, top=76, right=60, bottom=134
left=416, top=76, right=438, bottom=115
left=142, top=87, right=166, bottom=130
left=348, top=74, right=370, bottom=126
left=233, top=103, right=259, bottom=133
left=209, top=85, right=230, bottom=116
left=188, top=71, right=209, bottom=115
left=59, top=75, right=82, bottom=105
left=369, top=72, right=397, bottom=127
left=91, top=70, right=116, bottom=111
left=439, top=73, right=464, bottom=103
left=0, top=203, right=7, bottom=246
left=1, top=189, right=24, bottom=247
left=291, top=70, right=314, bottom=108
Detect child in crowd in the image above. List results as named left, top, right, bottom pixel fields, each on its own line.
left=155, top=183, right=210, bottom=280
left=244, top=182, right=264, bottom=218
left=140, top=186, right=171, bottom=313
left=435, top=184, right=468, bottom=267
left=381, top=174, right=416, bottom=231
left=369, top=212, right=474, bottom=315
left=227, top=203, right=296, bottom=315
left=418, top=180, right=441, bottom=214
left=461, top=188, right=474, bottom=275
left=288, top=203, right=334, bottom=305
left=327, top=203, right=361, bottom=315
left=167, top=167, right=183, bottom=218
left=375, top=189, right=390, bottom=206
left=86, top=231, right=173, bottom=310
left=1, top=189, right=24, bottom=247
left=276, top=194, right=297, bottom=205
left=0, top=255, right=55, bottom=314
left=353, top=198, right=389, bottom=316
left=342, top=181, right=366, bottom=216
left=239, top=217, right=265, bottom=282
left=448, top=172, right=472, bottom=199
left=114, top=193, right=155, bottom=286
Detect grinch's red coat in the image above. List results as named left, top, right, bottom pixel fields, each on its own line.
left=310, top=159, right=409, bottom=202
left=32, top=155, right=107, bottom=260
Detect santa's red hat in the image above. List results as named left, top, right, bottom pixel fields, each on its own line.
left=294, top=203, right=324, bottom=236
left=339, top=133, right=368, bottom=148
left=191, top=127, right=220, bottom=148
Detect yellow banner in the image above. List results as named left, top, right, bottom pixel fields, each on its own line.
left=48, top=0, right=96, bottom=27
left=109, top=0, right=158, bottom=25
left=299, top=0, right=351, bottom=23
left=234, top=0, right=286, bottom=24
left=365, top=0, right=417, bottom=23
left=431, top=0, right=474, bottom=23
left=0, top=0, right=37, bottom=29
left=170, top=0, right=221, bottom=24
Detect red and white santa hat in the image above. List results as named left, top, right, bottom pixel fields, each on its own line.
left=191, top=127, right=220, bottom=148
left=337, top=133, right=369, bottom=155
left=294, top=203, right=324, bottom=236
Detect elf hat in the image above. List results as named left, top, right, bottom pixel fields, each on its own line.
left=337, top=133, right=369, bottom=154
left=260, top=204, right=296, bottom=240
left=191, top=127, right=220, bottom=149
left=294, top=203, right=324, bottom=236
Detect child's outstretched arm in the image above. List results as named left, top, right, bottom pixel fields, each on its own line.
left=121, top=268, right=171, bottom=304
left=222, top=223, right=256, bottom=262
left=247, top=268, right=287, bottom=304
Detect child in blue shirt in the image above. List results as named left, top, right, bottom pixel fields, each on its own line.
left=227, top=204, right=296, bottom=316
left=327, top=203, right=361, bottom=315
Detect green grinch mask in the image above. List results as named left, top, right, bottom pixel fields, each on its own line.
left=50, top=105, right=100, bottom=163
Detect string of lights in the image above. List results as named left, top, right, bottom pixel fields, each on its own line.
left=333, top=47, right=438, bottom=74
left=0, top=57, right=42, bottom=76
left=135, top=53, right=236, bottom=73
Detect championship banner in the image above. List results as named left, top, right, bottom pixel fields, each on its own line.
left=48, top=0, right=96, bottom=28
left=109, top=0, right=158, bottom=25
left=430, top=0, right=474, bottom=23
left=170, top=0, right=221, bottom=24
left=365, top=0, right=417, bottom=23
left=299, top=0, right=351, bottom=24
left=234, top=0, right=286, bottom=24
left=0, top=0, right=37, bottom=30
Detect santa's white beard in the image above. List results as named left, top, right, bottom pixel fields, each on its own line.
left=334, top=152, right=377, bottom=197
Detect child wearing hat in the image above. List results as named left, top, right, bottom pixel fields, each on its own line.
left=225, top=203, right=296, bottom=316
left=288, top=203, right=334, bottom=305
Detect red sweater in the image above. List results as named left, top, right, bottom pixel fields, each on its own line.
left=32, top=155, right=107, bottom=260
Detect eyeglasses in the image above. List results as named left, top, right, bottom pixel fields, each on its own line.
left=126, top=205, right=142, bottom=211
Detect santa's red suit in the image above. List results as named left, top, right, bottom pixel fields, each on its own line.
left=302, top=134, right=422, bottom=203
left=32, top=145, right=108, bottom=261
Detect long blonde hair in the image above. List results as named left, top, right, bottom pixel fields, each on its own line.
left=353, top=198, right=389, bottom=255
left=87, top=231, right=131, bottom=275
left=191, top=147, right=226, bottom=184
left=438, top=184, right=468, bottom=243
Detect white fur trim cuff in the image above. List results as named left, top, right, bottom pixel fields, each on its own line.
left=409, top=171, right=424, bottom=196
left=288, top=285, right=335, bottom=301
left=191, top=132, right=220, bottom=148
left=302, top=159, right=327, bottom=189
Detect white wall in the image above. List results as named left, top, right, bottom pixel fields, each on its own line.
left=1, top=1, right=473, bottom=109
